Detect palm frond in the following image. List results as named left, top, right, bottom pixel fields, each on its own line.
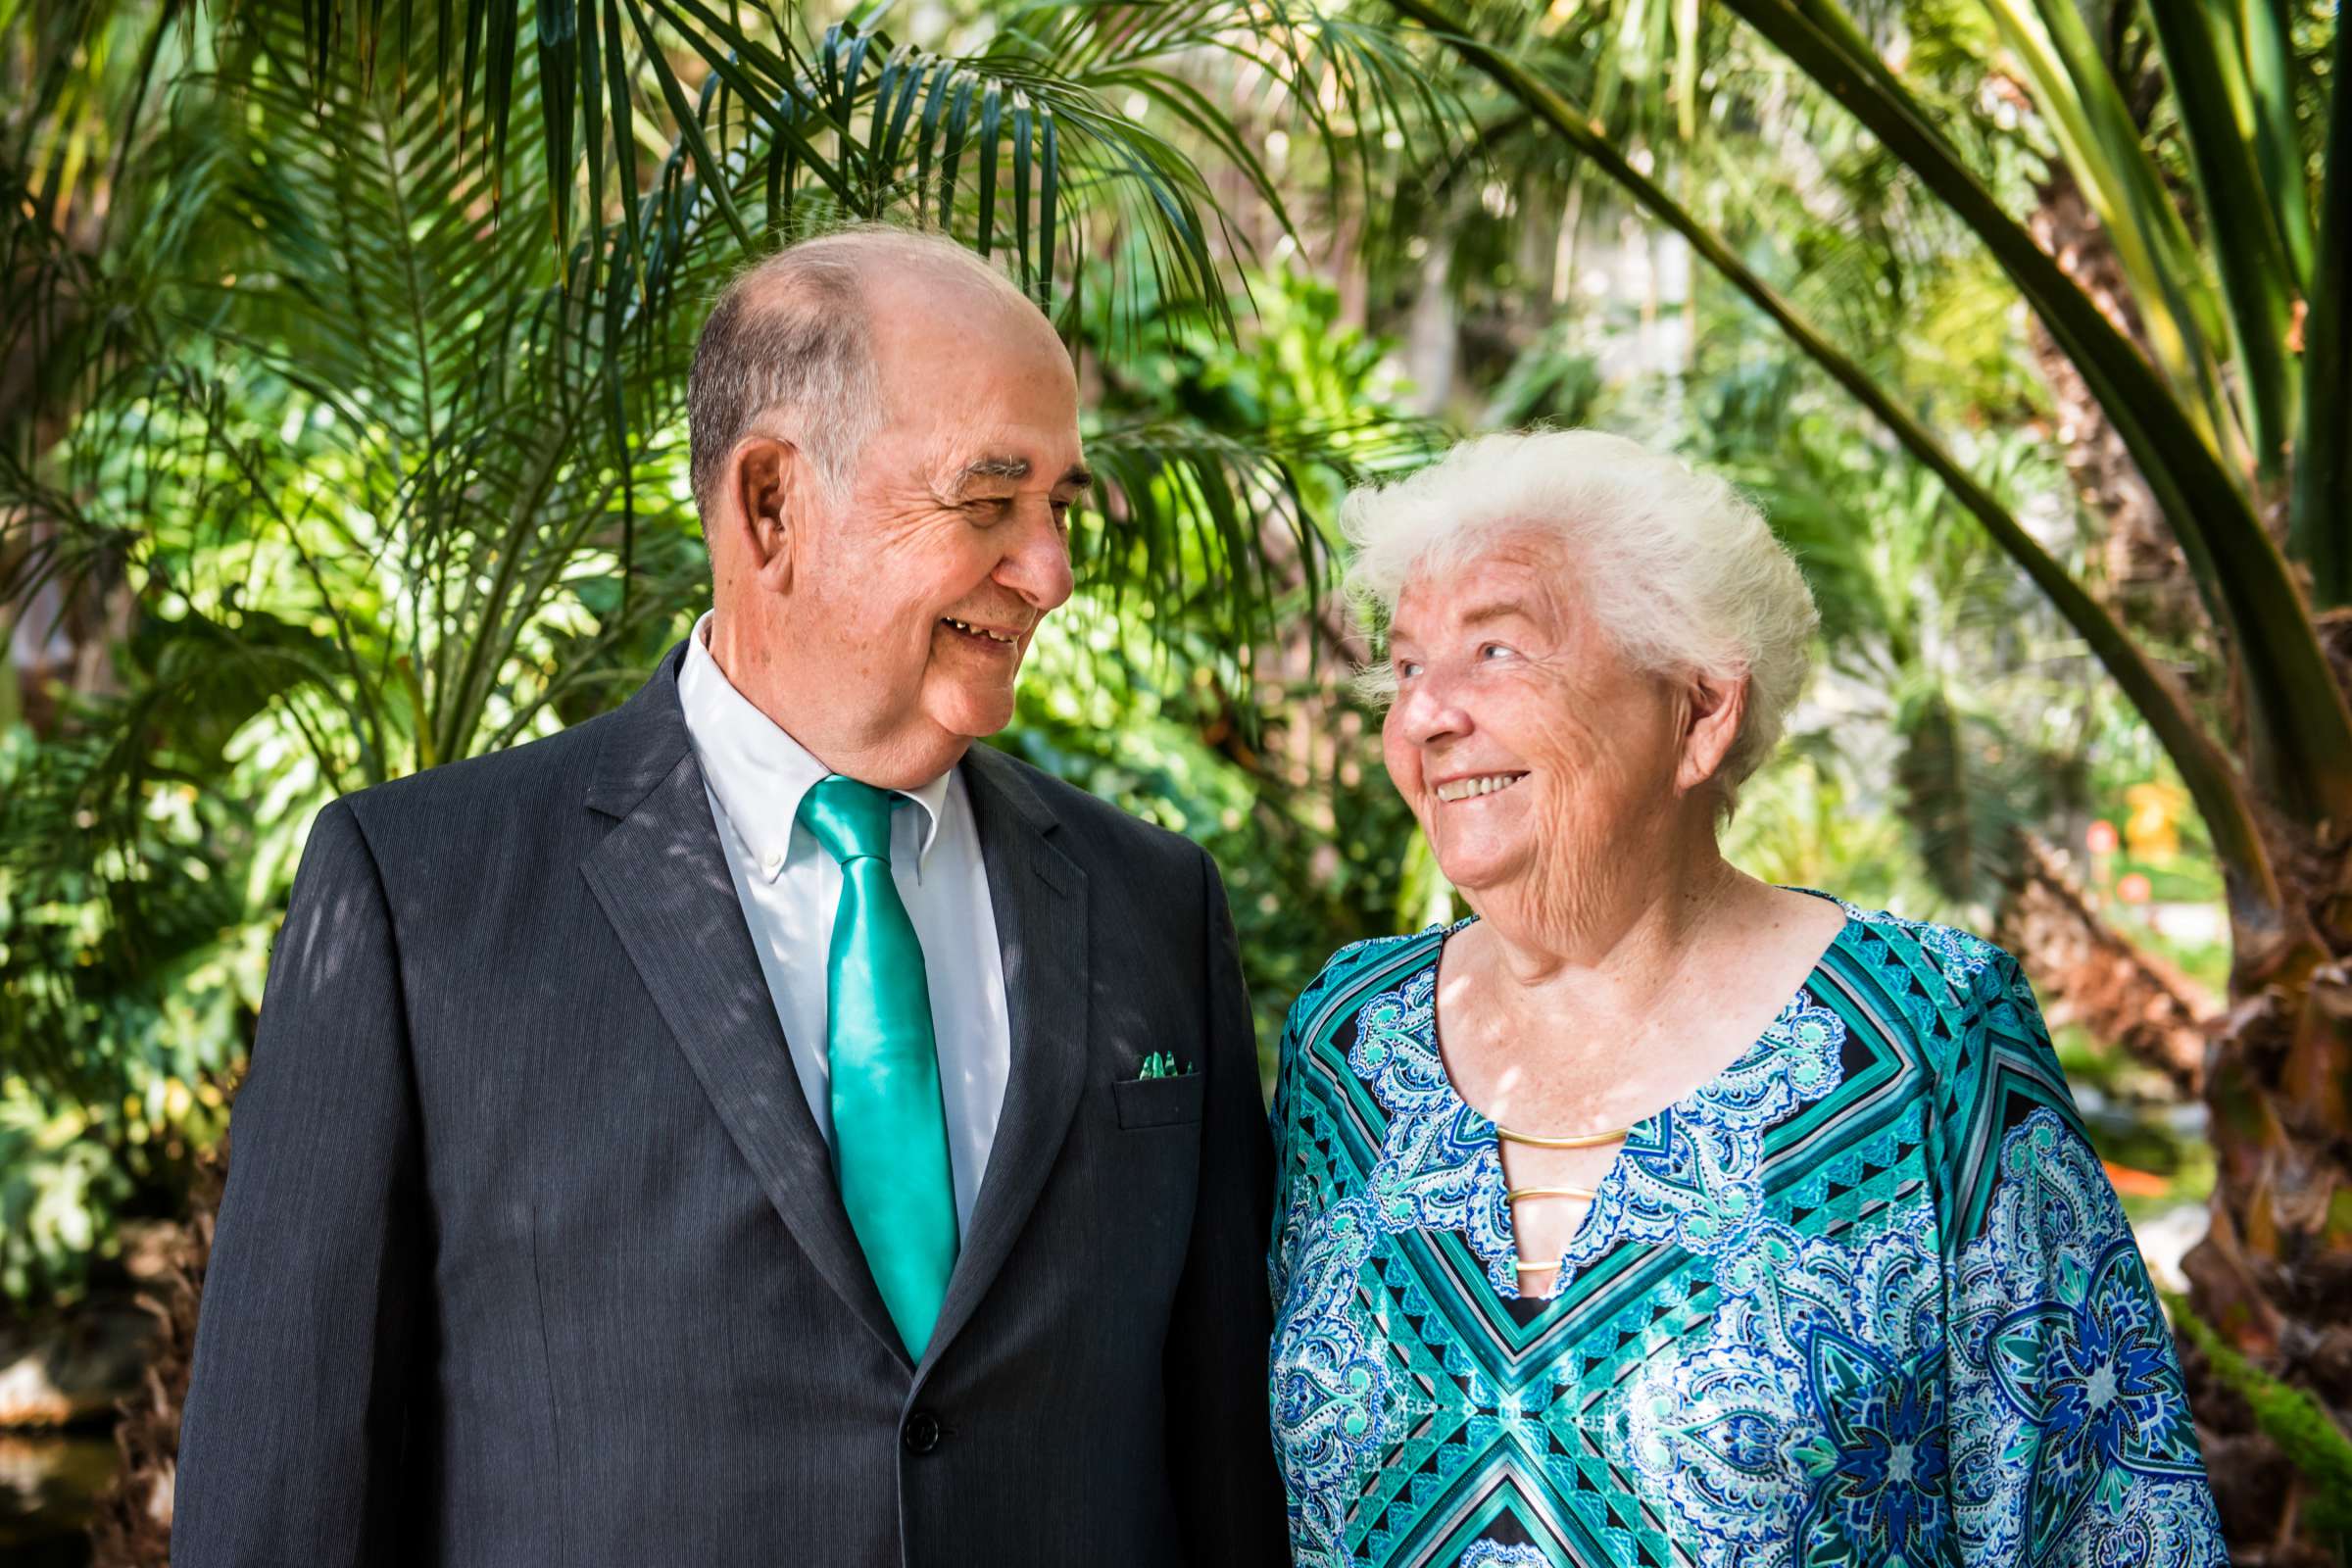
left=1379, top=0, right=2289, bottom=922
left=2289, top=10, right=2351, bottom=600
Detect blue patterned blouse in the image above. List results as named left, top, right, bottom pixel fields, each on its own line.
left=1267, top=897, right=2226, bottom=1568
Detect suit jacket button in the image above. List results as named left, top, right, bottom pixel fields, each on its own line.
left=902, top=1409, right=943, bottom=1455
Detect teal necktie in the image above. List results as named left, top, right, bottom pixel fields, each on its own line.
left=798, top=775, right=959, bottom=1357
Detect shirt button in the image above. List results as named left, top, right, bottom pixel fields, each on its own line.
left=902, top=1409, right=943, bottom=1455
left=760, top=850, right=782, bottom=874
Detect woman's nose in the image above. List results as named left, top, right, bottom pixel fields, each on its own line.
left=1395, top=673, right=1470, bottom=747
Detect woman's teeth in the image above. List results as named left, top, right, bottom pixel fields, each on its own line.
left=1436, top=772, right=1529, bottom=803
left=943, top=616, right=1019, bottom=644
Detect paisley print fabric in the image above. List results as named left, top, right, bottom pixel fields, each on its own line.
left=1267, top=896, right=2224, bottom=1568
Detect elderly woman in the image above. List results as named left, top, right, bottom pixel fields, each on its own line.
left=1267, top=430, right=2223, bottom=1568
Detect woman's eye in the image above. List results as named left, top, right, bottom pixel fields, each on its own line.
left=1395, top=660, right=1423, bottom=680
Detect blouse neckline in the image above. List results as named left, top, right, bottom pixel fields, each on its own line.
left=1350, top=890, right=1860, bottom=1299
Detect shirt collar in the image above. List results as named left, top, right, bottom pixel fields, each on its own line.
left=676, top=610, right=950, bottom=883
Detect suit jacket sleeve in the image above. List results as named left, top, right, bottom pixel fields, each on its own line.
left=1163, top=845, right=1289, bottom=1565
left=173, top=799, right=424, bottom=1566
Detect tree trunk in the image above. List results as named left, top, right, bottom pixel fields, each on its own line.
left=2003, top=111, right=2352, bottom=1560
left=2180, top=616, right=2352, bottom=1564
left=1995, top=833, right=2212, bottom=1096
left=84, top=1146, right=221, bottom=1568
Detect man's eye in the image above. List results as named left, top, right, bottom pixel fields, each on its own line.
left=1479, top=643, right=1515, bottom=661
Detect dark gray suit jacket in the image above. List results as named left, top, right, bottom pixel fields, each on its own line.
left=172, top=640, right=1287, bottom=1566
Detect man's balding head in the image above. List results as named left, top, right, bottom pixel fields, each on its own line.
left=687, top=224, right=1086, bottom=790
left=686, top=226, right=1048, bottom=515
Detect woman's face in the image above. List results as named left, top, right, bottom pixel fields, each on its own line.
left=1381, top=533, right=1688, bottom=916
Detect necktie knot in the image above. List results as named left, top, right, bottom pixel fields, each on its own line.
left=799, top=774, right=901, bottom=865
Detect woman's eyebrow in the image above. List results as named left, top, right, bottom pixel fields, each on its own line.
left=1458, top=599, right=1535, bottom=627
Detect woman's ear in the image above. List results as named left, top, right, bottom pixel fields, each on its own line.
left=1675, top=670, right=1748, bottom=796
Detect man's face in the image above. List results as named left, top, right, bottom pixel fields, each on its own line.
left=782, top=288, right=1085, bottom=772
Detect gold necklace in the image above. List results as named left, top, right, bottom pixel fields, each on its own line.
left=1496, top=1123, right=1629, bottom=1272
left=1493, top=1121, right=1632, bottom=1150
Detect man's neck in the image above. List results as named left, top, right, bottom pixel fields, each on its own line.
left=701, top=611, right=968, bottom=790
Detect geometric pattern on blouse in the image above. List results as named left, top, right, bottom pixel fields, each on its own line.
left=1268, top=896, right=2227, bottom=1568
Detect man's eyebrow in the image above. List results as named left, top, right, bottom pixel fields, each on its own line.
left=944, top=455, right=1093, bottom=494
left=955, top=454, right=1031, bottom=486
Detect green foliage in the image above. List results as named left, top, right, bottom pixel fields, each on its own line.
left=1009, top=612, right=1422, bottom=1074
left=1014, top=266, right=1430, bottom=1065
left=2172, top=1294, right=2352, bottom=1559
left=0, top=723, right=243, bottom=1300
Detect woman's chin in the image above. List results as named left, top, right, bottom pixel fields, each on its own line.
left=1429, top=842, right=1527, bottom=898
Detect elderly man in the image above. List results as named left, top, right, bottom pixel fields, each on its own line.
left=172, top=228, right=1288, bottom=1566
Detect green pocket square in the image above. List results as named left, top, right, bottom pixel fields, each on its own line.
left=1135, top=1051, right=1197, bottom=1079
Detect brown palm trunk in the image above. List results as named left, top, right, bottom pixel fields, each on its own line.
left=2178, top=615, right=2352, bottom=1564
left=2006, top=114, right=2352, bottom=1563
left=85, top=1145, right=220, bottom=1567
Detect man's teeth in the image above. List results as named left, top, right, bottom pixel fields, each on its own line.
left=1436, top=773, right=1529, bottom=803
left=943, top=616, right=1019, bottom=644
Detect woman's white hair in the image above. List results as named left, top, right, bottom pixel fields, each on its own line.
left=1343, top=428, right=1818, bottom=813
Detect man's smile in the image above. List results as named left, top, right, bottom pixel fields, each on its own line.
left=941, top=614, right=1022, bottom=646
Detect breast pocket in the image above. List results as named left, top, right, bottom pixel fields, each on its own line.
left=1111, top=1072, right=1206, bottom=1130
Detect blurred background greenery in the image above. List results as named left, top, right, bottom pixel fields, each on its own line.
left=3, top=0, right=2341, bottom=1559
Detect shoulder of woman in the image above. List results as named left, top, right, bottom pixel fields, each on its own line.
left=1824, top=899, right=2048, bottom=1060
left=1829, top=898, right=2021, bottom=996
left=1280, top=925, right=1449, bottom=1042
left=1818, top=908, right=2099, bottom=1200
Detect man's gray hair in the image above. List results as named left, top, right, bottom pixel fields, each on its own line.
left=1344, top=428, right=1819, bottom=814
left=686, top=226, right=1029, bottom=514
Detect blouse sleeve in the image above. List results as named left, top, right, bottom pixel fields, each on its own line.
left=1267, top=993, right=1309, bottom=1313
left=1940, top=948, right=2228, bottom=1565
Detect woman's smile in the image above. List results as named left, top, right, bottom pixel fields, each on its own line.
left=1432, top=770, right=1530, bottom=804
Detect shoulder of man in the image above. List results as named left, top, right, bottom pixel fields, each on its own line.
left=325, top=703, right=625, bottom=871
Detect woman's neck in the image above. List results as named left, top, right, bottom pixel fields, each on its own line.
left=1458, top=833, right=1758, bottom=1033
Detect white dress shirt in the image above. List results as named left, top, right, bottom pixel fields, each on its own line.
left=676, top=611, right=1011, bottom=1234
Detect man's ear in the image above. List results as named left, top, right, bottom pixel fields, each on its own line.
left=1675, top=669, right=1749, bottom=796
left=731, top=435, right=800, bottom=594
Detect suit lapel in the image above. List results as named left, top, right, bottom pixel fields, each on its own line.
left=920, top=743, right=1090, bottom=1371
left=580, top=642, right=908, bottom=1368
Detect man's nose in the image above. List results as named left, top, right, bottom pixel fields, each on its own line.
left=997, top=504, right=1075, bottom=612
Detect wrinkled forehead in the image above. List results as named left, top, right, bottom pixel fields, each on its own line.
left=1390, top=528, right=1582, bottom=640
left=869, top=330, right=1081, bottom=475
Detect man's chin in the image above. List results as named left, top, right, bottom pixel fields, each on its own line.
left=926, top=686, right=1020, bottom=744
